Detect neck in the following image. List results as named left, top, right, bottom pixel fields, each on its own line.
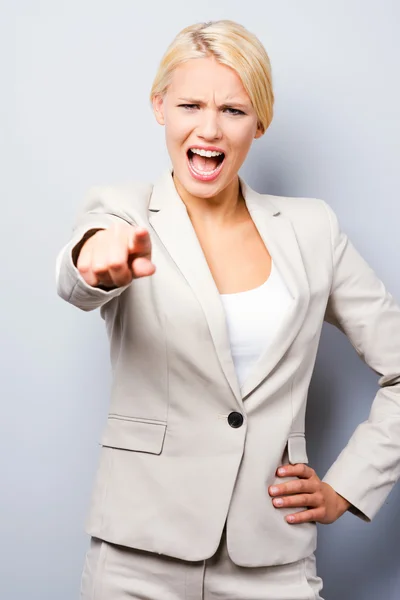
left=173, top=173, right=245, bottom=225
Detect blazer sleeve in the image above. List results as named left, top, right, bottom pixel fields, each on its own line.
left=321, top=202, right=400, bottom=521
left=56, top=185, right=142, bottom=312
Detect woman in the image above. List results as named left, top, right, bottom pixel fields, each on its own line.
left=57, top=20, right=400, bottom=600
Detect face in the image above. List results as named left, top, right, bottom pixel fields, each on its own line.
left=152, top=56, right=263, bottom=201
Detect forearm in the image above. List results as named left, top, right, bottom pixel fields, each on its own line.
left=323, top=384, right=400, bottom=521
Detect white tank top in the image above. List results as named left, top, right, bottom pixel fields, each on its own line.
left=220, top=262, right=292, bottom=389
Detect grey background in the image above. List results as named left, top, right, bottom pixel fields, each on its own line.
left=2, top=1, right=399, bottom=598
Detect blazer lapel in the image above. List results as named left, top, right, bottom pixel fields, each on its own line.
left=148, top=170, right=242, bottom=404
left=147, top=171, right=310, bottom=404
left=240, top=181, right=311, bottom=400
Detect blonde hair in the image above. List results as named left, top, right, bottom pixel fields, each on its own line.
left=150, top=20, right=274, bottom=134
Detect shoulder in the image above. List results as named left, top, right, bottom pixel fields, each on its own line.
left=242, top=179, right=334, bottom=230
left=248, top=185, right=337, bottom=237
left=264, top=193, right=332, bottom=226
left=87, top=180, right=154, bottom=209
left=246, top=187, right=341, bottom=260
left=271, top=194, right=339, bottom=253
left=252, top=192, right=343, bottom=280
left=80, top=180, right=154, bottom=222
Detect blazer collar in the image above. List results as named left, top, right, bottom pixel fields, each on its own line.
left=148, top=169, right=310, bottom=403
left=148, top=169, right=280, bottom=217
left=238, top=182, right=310, bottom=399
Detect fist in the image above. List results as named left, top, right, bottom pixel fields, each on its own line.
left=76, top=223, right=155, bottom=288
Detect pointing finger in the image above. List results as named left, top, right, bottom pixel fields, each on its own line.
left=130, top=228, right=151, bottom=256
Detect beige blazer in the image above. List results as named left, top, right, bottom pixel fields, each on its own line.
left=57, top=169, right=400, bottom=567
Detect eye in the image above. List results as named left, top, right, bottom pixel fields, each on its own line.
left=223, top=107, right=245, bottom=116
left=178, top=104, right=199, bottom=110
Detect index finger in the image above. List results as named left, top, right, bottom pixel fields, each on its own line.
left=128, top=227, right=150, bottom=253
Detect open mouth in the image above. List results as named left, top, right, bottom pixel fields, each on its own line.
left=187, top=148, right=225, bottom=181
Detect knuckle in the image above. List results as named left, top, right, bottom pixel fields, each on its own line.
left=291, top=495, right=302, bottom=506
left=108, top=259, right=125, bottom=270
left=82, top=272, right=96, bottom=285
left=121, top=273, right=133, bottom=284
left=92, top=262, right=107, bottom=275
left=302, top=511, right=311, bottom=521
left=116, top=268, right=131, bottom=281
left=77, top=261, right=90, bottom=274
left=293, top=513, right=302, bottom=523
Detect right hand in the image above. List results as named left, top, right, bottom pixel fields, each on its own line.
left=77, top=223, right=156, bottom=288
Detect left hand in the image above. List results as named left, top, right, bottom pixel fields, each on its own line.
left=268, top=463, right=351, bottom=524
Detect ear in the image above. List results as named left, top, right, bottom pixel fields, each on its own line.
left=152, top=94, right=165, bottom=126
left=254, top=123, right=264, bottom=139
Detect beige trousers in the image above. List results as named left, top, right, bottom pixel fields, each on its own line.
left=80, top=532, right=324, bottom=600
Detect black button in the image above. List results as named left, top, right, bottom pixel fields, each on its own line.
left=228, top=412, right=244, bottom=428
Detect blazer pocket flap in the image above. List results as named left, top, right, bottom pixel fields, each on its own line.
left=101, top=417, right=167, bottom=455
left=287, top=434, right=309, bottom=465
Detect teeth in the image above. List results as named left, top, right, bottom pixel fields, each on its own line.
left=190, top=148, right=223, bottom=158
left=189, top=161, right=223, bottom=176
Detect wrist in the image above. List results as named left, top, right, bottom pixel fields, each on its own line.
left=336, top=493, right=351, bottom=516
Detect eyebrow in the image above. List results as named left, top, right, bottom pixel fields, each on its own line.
left=177, top=97, right=249, bottom=110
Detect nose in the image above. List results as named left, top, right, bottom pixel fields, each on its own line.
left=197, top=108, right=222, bottom=141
